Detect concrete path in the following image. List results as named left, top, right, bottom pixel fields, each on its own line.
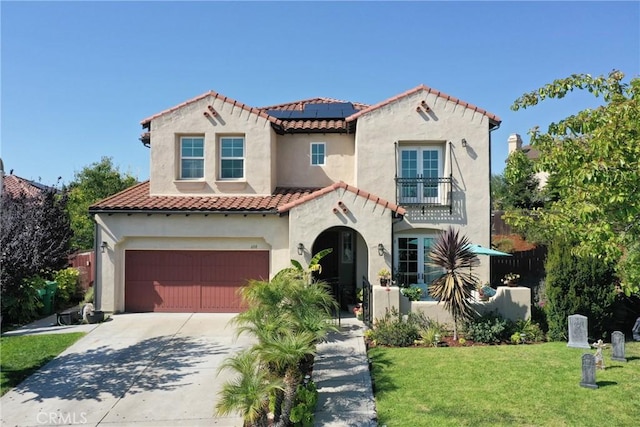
left=313, top=316, right=377, bottom=427
left=1, top=313, right=252, bottom=427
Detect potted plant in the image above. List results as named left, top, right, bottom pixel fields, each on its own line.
left=400, top=286, right=423, bottom=301
left=502, top=273, right=520, bottom=287
left=378, top=268, right=391, bottom=286
left=477, top=283, right=495, bottom=301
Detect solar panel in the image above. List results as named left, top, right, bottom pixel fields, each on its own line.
left=266, top=102, right=357, bottom=120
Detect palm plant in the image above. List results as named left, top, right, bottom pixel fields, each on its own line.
left=427, top=226, right=479, bottom=340
left=215, top=350, right=283, bottom=427
left=223, top=268, right=337, bottom=425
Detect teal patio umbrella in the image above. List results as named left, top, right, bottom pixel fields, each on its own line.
left=467, top=244, right=512, bottom=257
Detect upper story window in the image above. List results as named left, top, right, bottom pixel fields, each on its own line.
left=220, top=136, right=245, bottom=179
left=180, top=137, right=204, bottom=179
left=311, top=142, right=325, bottom=166
left=397, top=145, right=447, bottom=205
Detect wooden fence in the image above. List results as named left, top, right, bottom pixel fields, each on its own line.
left=68, top=250, right=95, bottom=290
left=490, top=246, right=547, bottom=286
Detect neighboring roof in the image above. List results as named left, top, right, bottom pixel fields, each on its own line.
left=2, top=175, right=51, bottom=198
left=346, top=84, right=502, bottom=128
left=89, top=181, right=322, bottom=213
left=521, top=145, right=541, bottom=160
left=277, top=181, right=406, bottom=216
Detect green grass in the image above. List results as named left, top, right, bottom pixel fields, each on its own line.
left=370, top=341, right=640, bottom=427
left=1, top=333, right=85, bottom=395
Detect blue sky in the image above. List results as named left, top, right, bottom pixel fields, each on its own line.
left=2, top=1, right=639, bottom=186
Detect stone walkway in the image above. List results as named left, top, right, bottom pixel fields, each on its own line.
left=313, top=315, right=377, bottom=426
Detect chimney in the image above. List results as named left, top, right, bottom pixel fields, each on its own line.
left=508, top=133, right=523, bottom=155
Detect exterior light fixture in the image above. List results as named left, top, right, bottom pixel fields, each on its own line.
left=100, top=241, right=108, bottom=253
left=297, top=243, right=304, bottom=255
left=461, top=138, right=467, bottom=148
left=377, top=243, right=385, bottom=256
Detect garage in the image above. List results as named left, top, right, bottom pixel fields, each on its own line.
left=124, top=250, right=269, bottom=313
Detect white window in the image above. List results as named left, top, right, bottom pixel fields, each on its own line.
left=220, top=137, right=245, bottom=179
left=311, top=142, right=325, bottom=166
left=180, top=137, right=204, bottom=179
left=398, top=146, right=444, bottom=204
left=395, top=235, right=442, bottom=300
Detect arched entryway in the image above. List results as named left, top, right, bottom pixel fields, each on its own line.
left=312, top=226, right=366, bottom=310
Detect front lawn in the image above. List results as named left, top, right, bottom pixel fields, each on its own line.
left=370, top=341, right=640, bottom=426
left=1, top=333, right=85, bottom=395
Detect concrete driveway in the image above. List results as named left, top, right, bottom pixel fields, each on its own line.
left=1, top=313, right=253, bottom=427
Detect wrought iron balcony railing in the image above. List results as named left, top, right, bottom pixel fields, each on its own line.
left=395, top=175, right=452, bottom=211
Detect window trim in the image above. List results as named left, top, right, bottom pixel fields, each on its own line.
left=179, top=136, right=205, bottom=180
left=219, top=136, right=245, bottom=180
left=310, top=142, right=326, bottom=166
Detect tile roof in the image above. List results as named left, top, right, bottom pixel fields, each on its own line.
left=89, top=181, right=322, bottom=213
left=277, top=181, right=406, bottom=216
left=140, top=91, right=282, bottom=129
left=258, top=97, right=369, bottom=112
left=2, top=175, right=51, bottom=198
left=346, top=84, right=502, bottom=127
left=261, top=97, right=369, bottom=133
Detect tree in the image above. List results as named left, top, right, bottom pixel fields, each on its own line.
left=510, top=71, right=640, bottom=295
left=544, top=239, right=617, bottom=341
left=502, top=150, right=542, bottom=210
left=66, top=157, right=136, bottom=250
left=1, top=184, right=72, bottom=322
left=427, top=226, right=479, bottom=340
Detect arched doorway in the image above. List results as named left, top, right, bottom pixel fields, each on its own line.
left=312, top=226, right=365, bottom=310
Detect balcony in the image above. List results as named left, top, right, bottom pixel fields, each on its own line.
left=395, top=176, right=452, bottom=211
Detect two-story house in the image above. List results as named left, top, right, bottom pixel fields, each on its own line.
left=90, top=85, right=501, bottom=314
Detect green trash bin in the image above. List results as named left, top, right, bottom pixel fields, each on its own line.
left=40, top=281, right=58, bottom=316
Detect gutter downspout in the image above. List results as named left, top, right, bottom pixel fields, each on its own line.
left=488, top=122, right=501, bottom=283
left=93, top=215, right=100, bottom=311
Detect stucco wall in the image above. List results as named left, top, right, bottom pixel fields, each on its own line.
left=354, top=89, right=493, bottom=282
left=371, top=286, right=531, bottom=328
left=95, top=213, right=289, bottom=312
left=286, top=187, right=394, bottom=284
left=276, top=134, right=355, bottom=188
left=148, top=95, right=276, bottom=195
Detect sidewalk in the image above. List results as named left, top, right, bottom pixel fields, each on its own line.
left=2, top=313, right=101, bottom=337
left=313, top=315, right=377, bottom=426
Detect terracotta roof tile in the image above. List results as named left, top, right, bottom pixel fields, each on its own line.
left=2, top=175, right=51, bottom=198
left=280, top=119, right=349, bottom=132
left=140, top=91, right=282, bottom=129
left=258, top=97, right=369, bottom=112
left=89, top=181, right=322, bottom=213
left=277, top=181, right=406, bottom=216
left=346, top=84, right=502, bottom=127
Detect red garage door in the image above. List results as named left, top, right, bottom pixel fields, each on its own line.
left=125, top=250, right=269, bottom=313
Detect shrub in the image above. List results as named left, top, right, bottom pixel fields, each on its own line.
left=54, top=268, right=81, bottom=309
left=513, top=319, right=546, bottom=343
left=463, top=311, right=515, bottom=344
left=400, top=286, right=423, bottom=301
left=544, top=239, right=617, bottom=341
left=419, top=322, right=446, bottom=347
left=370, top=307, right=419, bottom=347
left=290, top=380, right=318, bottom=427
left=83, top=286, right=95, bottom=304
left=1, top=276, right=45, bottom=324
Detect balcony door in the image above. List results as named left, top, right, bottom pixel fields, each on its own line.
left=399, top=146, right=443, bottom=204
